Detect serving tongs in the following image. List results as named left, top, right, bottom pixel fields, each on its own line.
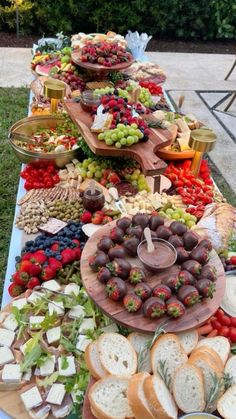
left=9, top=131, right=37, bottom=145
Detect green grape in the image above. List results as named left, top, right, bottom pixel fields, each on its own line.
left=166, top=208, right=174, bottom=216
left=159, top=211, right=166, bottom=217
left=87, top=171, right=93, bottom=178
left=82, top=159, right=90, bottom=168
left=111, top=133, right=118, bottom=141
left=95, top=170, right=102, bottom=179
left=186, top=220, right=196, bottom=228
left=127, top=136, right=134, bottom=145
left=105, top=138, right=113, bottom=146
left=130, top=173, right=138, bottom=181
left=131, top=123, right=138, bottom=129
left=98, top=133, right=105, bottom=141
left=178, top=218, right=185, bottom=223
left=120, top=138, right=127, bottom=145
left=171, top=212, right=181, bottom=220
left=80, top=169, right=87, bottom=178
left=115, top=142, right=122, bottom=148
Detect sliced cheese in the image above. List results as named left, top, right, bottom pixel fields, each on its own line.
left=0, top=347, right=14, bottom=365
left=0, top=328, right=15, bottom=347
left=27, top=291, right=44, bottom=305
left=29, top=316, right=45, bottom=330
left=91, top=113, right=113, bottom=133
left=177, top=131, right=191, bottom=151
left=2, top=313, right=18, bottom=331
left=46, top=383, right=66, bottom=405
left=101, top=323, right=119, bottom=333
left=12, top=298, right=27, bottom=310
left=21, top=386, right=43, bottom=410
left=78, top=318, right=96, bottom=334
left=58, top=356, right=76, bottom=377
left=48, top=302, right=64, bottom=316
left=40, top=355, right=55, bottom=376
left=2, top=364, right=22, bottom=383
left=76, top=335, right=92, bottom=352
left=46, top=326, right=61, bottom=345
left=64, top=283, right=80, bottom=296
left=68, top=305, right=85, bottom=320
left=42, top=280, right=61, bottom=292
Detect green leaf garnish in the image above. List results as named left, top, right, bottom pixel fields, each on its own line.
left=21, top=344, right=42, bottom=373
left=61, top=355, right=69, bottom=370
left=37, top=371, right=59, bottom=388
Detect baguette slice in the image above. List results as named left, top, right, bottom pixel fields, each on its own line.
left=173, top=363, right=205, bottom=413
left=176, top=329, right=198, bottom=355
left=84, top=341, right=107, bottom=379
left=191, top=345, right=224, bottom=371
left=127, top=332, right=152, bottom=373
left=196, top=336, right=230, bottom=365
left=127, top=372, right=154, bottom=419
left=151, top=333, right=188, bottom=392
left=224, top=355, right=236, bottom=386
left=143, top=374, right=178, bottom=419
left=98, top=333, right=137, bottom=376
left=217, top=384, right=236, bottom=419
left=88, top=375, right=133, bottom=419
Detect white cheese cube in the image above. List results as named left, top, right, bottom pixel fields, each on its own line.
left=71, top=389, right=83, bottom=403
left=29, top=316, right=45, bottom=330
left=2, top=364, right=22, bottom=383
left=79, top=318, right=96, bottom=334
left=12, top=298, right=27, bottom=310
left=40, top=355, right=55, bottom=376
left=46, top=326, right=61, bottom=345
left=76, top=335, right=92, bottom=352
left=22, top=369, right=32, bottom=382
left=48, top=302, right=64, bottom=316
left=58, top=356, right=76, bottom=377
left=27, top=291, right=44, bottom=305
left=68, top=305, right=85, bottom=320
left=2, top=313, right=18, bottom=331
left=101, top=323, right=119, bottom=333
left=0, top=347, right=14, bottom=365
left=42, top=280, right=61, bottom=292
left=46, top=383, right=65, bottom=405
left=64, top=283, right=80, bottom=296
left=20, top=386, right=43, bottom=410
left=0, top=328, right=15, bottom=347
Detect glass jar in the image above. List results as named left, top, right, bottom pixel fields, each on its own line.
left=80, top=90, right=101, bottom=113
left=82, top=187, right=105, bottom=212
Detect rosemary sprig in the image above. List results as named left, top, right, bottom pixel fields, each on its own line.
left=157, top=360, right=171, bottom=389
left=223, top=372, right=234, bottom=391
left=147, top=120, right=166, bottom=129
left=205, top=372, right=224, bottom=412
left=137, top=321, right=168, bottom=372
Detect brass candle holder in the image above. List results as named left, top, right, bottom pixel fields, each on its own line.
left=189, top=128, right=216, bottom=176
left=43, top=78, right=66, bottom=113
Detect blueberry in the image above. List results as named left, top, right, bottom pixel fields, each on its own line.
left=15, top=256, right=21, bottom=262
left=25, top=240, right=34, bottom=246
left=56, top=255, right=62, bottom=260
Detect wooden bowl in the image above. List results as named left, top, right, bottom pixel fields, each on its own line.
left=156, top=148, right=195, bottom=161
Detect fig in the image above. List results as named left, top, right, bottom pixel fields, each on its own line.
left=97, top=236, right=114, bottom=253
left=143, top=297, right=166, bottom=318
left=108, top=245, right=126, bottom=260
left=199, top=264, right=217, bottom=281
left=156, top=225, right=172, bottom=240
left=110, top=227, right=124, bottom=244
left=116, top=217, right=131, bottom=232
left=181, top=259, right=202, bottom=276
left=183, top=231, right=199, bottom=251
left=89, top=251, right=109, bottom=272
left=198, top=239, right=213, bottom=251
left=176, top=246, right=189, bottom=264
left=123, top=236, right=140, bottom=257
left=196, top=278, right=216, bottom=298
left=178, top=285, right=200, bottom=307
left=168, top=235, right=183, bottom=248
left=170, top=221, right=187, bottom=236
left=106, top=277, right=127, bottom=301
left=126, top=225, right=143, bottom=240
left=190, top=246, right=210, bottom=265
left=128, top=267, right=146, bottom=284
left=132, top=213, right=149, bottom=229
left=149, top=215, right=164, bottom=231
left=107, top=258, right=131, bottom=280
left=97, top=267, right=111, bottom=284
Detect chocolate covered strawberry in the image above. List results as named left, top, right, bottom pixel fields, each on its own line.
left=166, top=297, right=186, bottom=318
left=178, top=285, right=201, bottom=307
left=110, top=227, right=124, bottom=244
left=128, top=267, right=146, bottom=284
left=181, top=260, right=202, bottom=276
left=162, top=273, right=182, bottom=291
left=196, top=278, right=216, bottom=298
left=89, top=251, right=109, bottom=272
left=107, top=258, right=131, bottom=280
left=198, top=239, right=213, bottom=251
left=123, top=293, right=142, bottom=312
left=97, top=267, right=111, bottom=284
left=106, top=277, right=127, bottom=301
left=108, top=245, right=126, bottom=260
left=152, top=284, right=172, bottom=301
left=178, top=270, right=195, bottom=286
left=143, top=297, right=166, bottom=318
left=199, top=264, right=217, bottom=282
left=190, top=246, right=210, bottom=265
left=134, top=282, right=152, bottom=301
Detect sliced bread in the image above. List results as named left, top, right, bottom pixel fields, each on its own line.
left=127, top=372, right=154, bottom=419
left=224, top=355, right=236, bottom=386
left=196, top=336, right=230, bottom=365
left=84, top=341, right=107, bottom=380
left=173, top=363, right=205, bottom=413
left=98, top=333, right=137, bottom=376
left=217, top=384, right=236, bottom=419
left=88, top=375, right=133, bottom=419
left=143, top=374, right=178, bottom=419
left=127, top=332, right=152, bottom=373
left=191, top=345, right=224, bottom=371
left=176, top=329, right=198, bottom=355
left=151, top=333, right=188, bottom=392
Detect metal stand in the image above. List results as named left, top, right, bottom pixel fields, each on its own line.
left=225, top=57, right=236, bottom=80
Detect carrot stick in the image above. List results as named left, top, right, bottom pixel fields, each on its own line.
left=197, top=324, right=213, bottom=335
left=207, top=329, right=218, bottom=338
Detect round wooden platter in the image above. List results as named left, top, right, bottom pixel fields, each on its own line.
left=71, top=51, right=134, bottom=72
left=80, top=219, right=226, bottom=334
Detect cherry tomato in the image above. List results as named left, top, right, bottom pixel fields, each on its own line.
left=230, top=256, right=236, bottom=265
left=229, top=327, right=236, bottom=343
left=218, top=326, right=229, bottom=337
left=211, top=319, right=222, bottom=330
left=220, top=314, right=231, bottom=327
left=215, top=309, right=225, bottom=321
left=230, top=317, right=236, bottom=327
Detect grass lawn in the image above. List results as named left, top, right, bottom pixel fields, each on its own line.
left=0, top=87, right=28, bottom=301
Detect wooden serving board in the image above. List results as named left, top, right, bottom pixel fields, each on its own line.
left=65, top=101, right=173, bottom=176
left=71, top=51, right=134, bottom=72
left=80, top=219, right=226, bottom=334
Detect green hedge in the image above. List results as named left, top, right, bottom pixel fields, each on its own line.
left=0, top=0, right=236, bottom=39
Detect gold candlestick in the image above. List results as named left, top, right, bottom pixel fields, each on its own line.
left=189, top=128, right=216, bottom=177
left=43, top=79, right=66, bottom=114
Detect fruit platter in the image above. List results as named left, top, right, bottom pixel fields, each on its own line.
left=1, top=29, right=236, bottom=419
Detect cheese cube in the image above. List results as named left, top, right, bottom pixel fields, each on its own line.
left=46, top=384, right=66, bottom=405
left=29, top=316, right=45, bottom=330
left=0, top=347, right=14, bottom=365
left=22, top=369, right=32, bottom=382
left=40, top=355, right=55, bottom=376
left=76, top=335, right=92, bottom=352
left=64, top=283, right=80, bottom=296
left=3, top=313, right=18, bottom=331
left=46, top=326, right=61, bottom=345
left=101, top=323, right=119, bottom=333
left=20, top=386, right=43, bottom=410
left=68, top=305, right=85, bottom=320
left=2, top=364, right=22, bottom=383
left=42, top=280, right=61, bottom=292
left=0, top=328, right=15, bottom=347
left=48, top=301, right=64, bottom=316
left=12, top=298, right=27, bottom=310
left=58, top=356, right=76, bottom=377
left=79, top=318, right=96, bottom=334
left=27, top=291, right=44, bottom=305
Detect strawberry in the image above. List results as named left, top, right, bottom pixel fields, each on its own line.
left=166, top=298, right=186, bottom=318
left=102, top=215, right=113, bottom=224
left=31, top=250, right=47, bottom=265
left=21, top=252, right=33, bottom=261
left=134, top=282, right=152, bottom=301
left=72, top=239, right=80, bottom=247
left=41, top=265, right=56, bottom=281
left=74, top=247, right=82, bottom=260
left=27, top=277, right=41, bottom=289
left=178, top=270, right=195, bottom=286
left=80, top=211, right=92, bottom=223
left=143, top=297, right=166, bottom=318
left=106, top=277, right=127, bottom=301
left=19, top=260, right=42, bottom=276
left=48, top=257, right=63, bottom=272
left=8, top=282, right=24, bottom=297
left=178, top=285, right=201, bottom=307
left=12, top=271, right=29, bottom=286
left=92, top=213, right=103, bottom=225
left=123, top=293, right=142, bottom=312
left=107, top=172, right=121, bottom=185
left=51, top=242, right=60, bottom=251
left=128, top=267, right=146, bottom=284
left=152, top=285, right=172, bottom=301
left=61, top=248, right=76, bottom=265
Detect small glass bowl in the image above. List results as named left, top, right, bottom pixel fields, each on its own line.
left=80, top=90, right=101, bottom=112
left=82, top=187, right=105, bottom=212
left=137, top=238, right=177, bottom=272
left=180, top=414, right=220, bottom=419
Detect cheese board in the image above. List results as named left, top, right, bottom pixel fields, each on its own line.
left=64, top=101, right=173, bottom=176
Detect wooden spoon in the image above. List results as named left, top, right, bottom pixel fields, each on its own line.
left=144, top=227, right=155, bottom=253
